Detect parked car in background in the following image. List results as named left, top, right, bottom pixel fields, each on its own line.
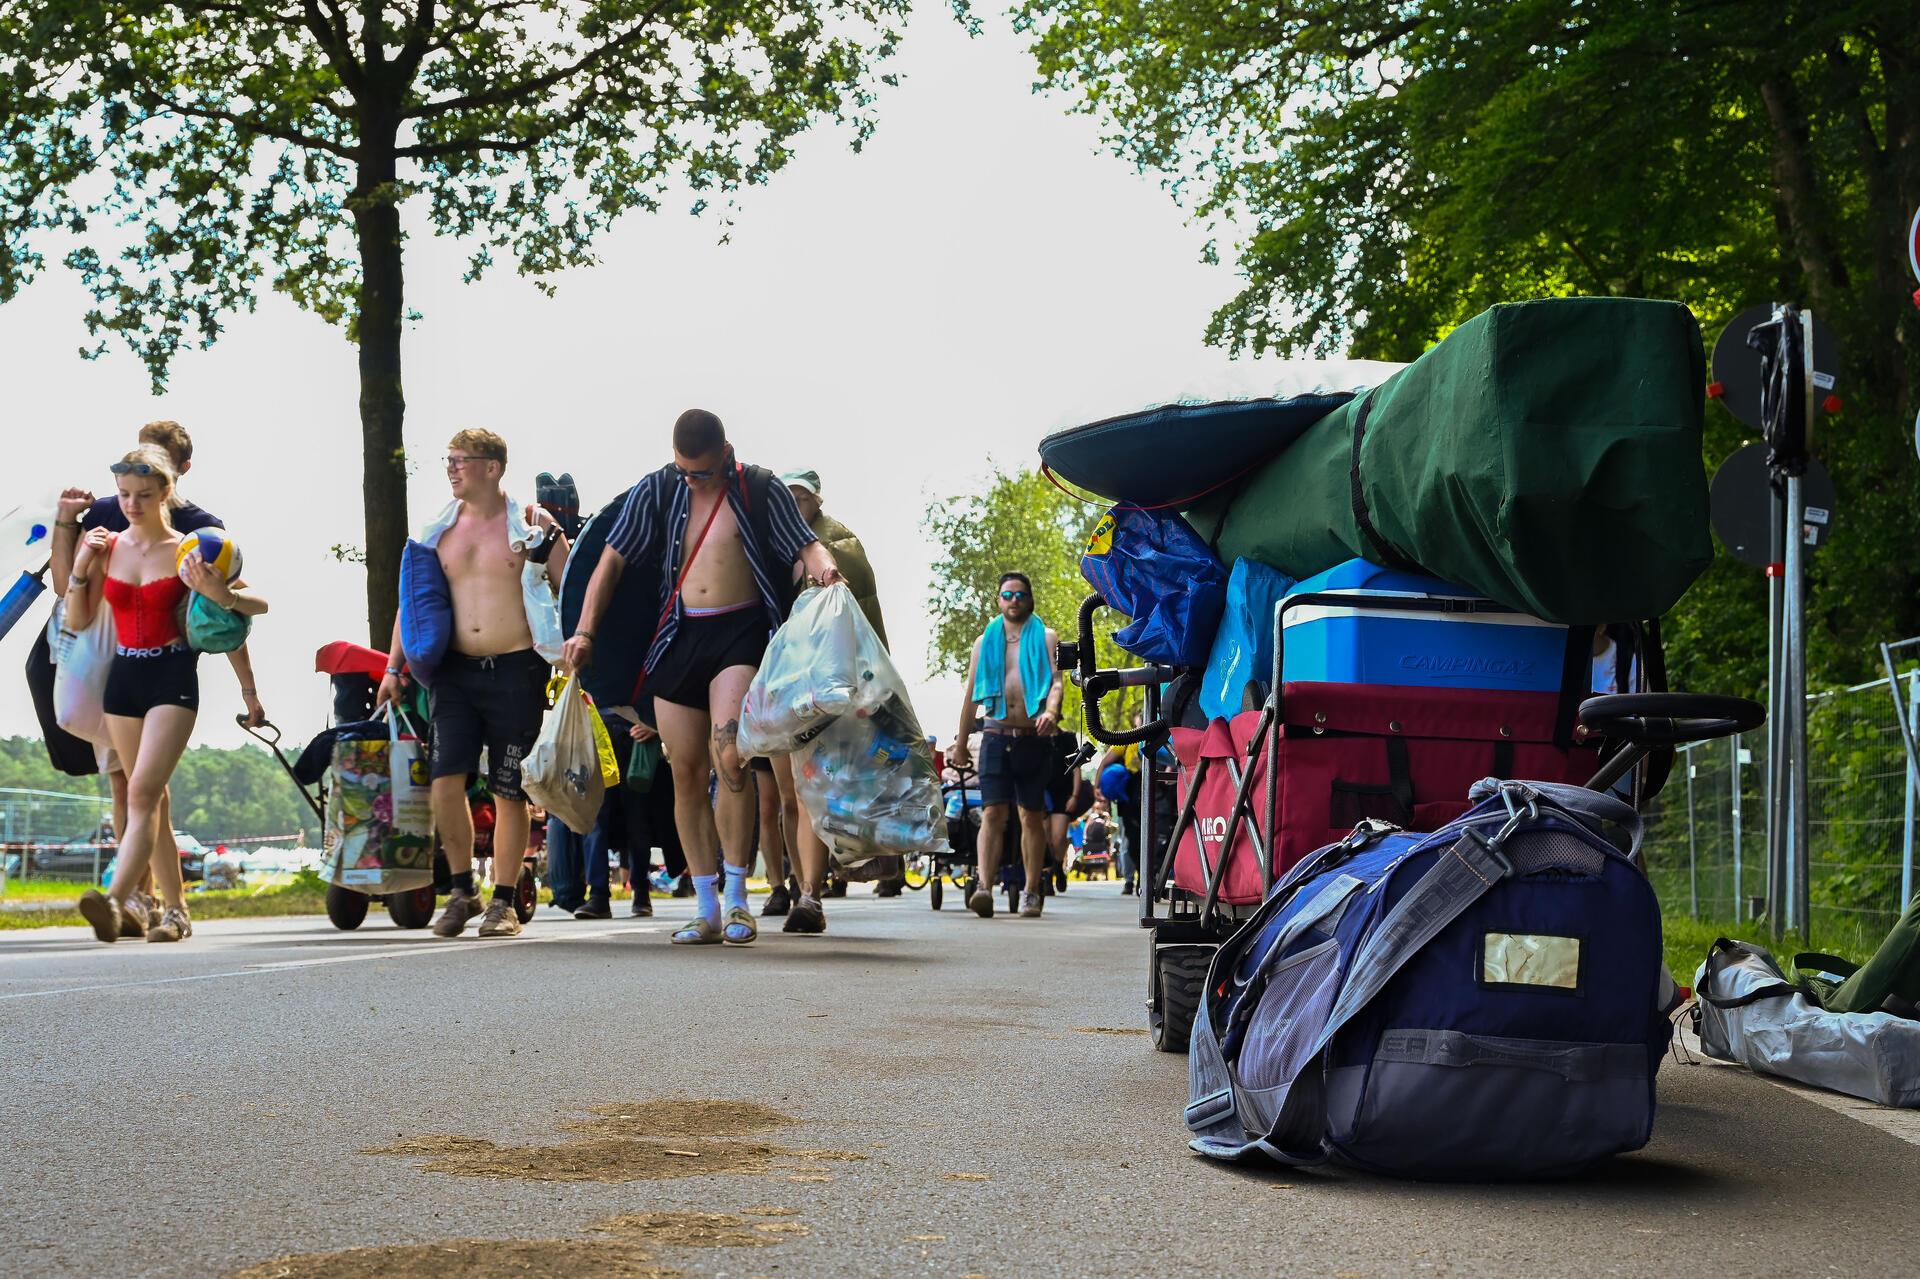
left=97, top=831, right=210, bottom=887
left=29, top=835, right=115, bottom=882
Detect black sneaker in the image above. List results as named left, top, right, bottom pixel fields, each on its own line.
left=670, top=875, right=695, bottom=898
left=630, top=888, right=653, bottom=917
left=761, top=879, right=792, bottom=917
left=783, top=892, right=827, bottom=934
left=432, top=890, right=481, bottom=938
left=873, top=877, right=904, bottom=898
left=574, top=897, right=611, bottom=920
left=1122, top=879, right=1137, bottom=896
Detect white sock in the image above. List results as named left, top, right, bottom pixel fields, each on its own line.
left=722, top=862, right=749, bottom=913
left=692, top=873, right=720, bottom=923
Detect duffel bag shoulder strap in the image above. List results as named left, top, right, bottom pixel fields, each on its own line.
left=1469, top=778, right=1644, bottom=861
left=1248, top=805, right=1527, bottom=1166
left=1698, top=937, right=1798, bottom=1009
left=1794, top=952, right=1861, bottom=980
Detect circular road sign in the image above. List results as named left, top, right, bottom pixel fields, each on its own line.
left=1709, top=304, right=1842, bottom=431
left=1709, top=441, right=1837, bottom=569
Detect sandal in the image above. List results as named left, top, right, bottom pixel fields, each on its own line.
left=671, top=916, right=723, bottom=945
left=722, top=906, right=758, bottom=945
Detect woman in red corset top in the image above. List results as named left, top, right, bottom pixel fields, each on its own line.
left=66, top=445, right=268, bottom=943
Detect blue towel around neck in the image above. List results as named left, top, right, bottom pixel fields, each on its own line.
left=974, top=615, right=1052, bottom=720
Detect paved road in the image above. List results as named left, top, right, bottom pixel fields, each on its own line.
left=2, top=885, right=1916, bottom=1278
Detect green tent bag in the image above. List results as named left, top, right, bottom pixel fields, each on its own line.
left=1797, top=892, right=1920, bottom=1014
left=186, top=593, right=251, bottom=654
left=1186, top=298, right=1711, bottom=625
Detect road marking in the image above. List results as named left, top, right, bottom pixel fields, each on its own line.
left=0, top=922, right=663, bottom=1001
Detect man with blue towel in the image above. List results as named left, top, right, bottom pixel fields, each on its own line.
left=949, top=572, right=1061, bottom=919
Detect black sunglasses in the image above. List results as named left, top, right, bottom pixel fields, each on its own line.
left=110, top=461, right=162, bottom=476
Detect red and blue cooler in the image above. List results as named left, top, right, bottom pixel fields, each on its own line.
left=1171, top=559, right=1599, bottom=907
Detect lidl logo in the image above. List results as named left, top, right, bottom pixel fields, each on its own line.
left=410, top=759, right=430, bottom=786
left=1085, top=513, right=1116, bottom=556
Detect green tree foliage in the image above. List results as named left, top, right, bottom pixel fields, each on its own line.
left=0, top=737, right=317, bottom=842
left=2, top=1, right=909, bottom=642
left=1007, top=0, right=1920, bottom=697
left=924, top=466, right=1133, bottom=734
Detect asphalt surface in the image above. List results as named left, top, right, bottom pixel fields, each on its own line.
left=3, top=884, right=1917, bottom=1278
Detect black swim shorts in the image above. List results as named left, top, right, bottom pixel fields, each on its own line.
left=977, top=730, right=1051, bottom=813
left=648, top=606, right=771, bottom=711
left=102, top=645, right=199, bottom=718
left=430, top=648, right=550, bottom=801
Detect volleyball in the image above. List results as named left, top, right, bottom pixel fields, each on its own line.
left=177, top=528, right=242, bottom=583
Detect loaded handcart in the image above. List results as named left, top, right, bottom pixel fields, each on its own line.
left=246, top=640, right=538, bottom=931
left=1040, top=298, right=1771, bottom=1055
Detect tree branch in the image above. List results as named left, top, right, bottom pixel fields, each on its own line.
left=405, top=0, right=676, bottom=119
left=302, top=0, right=367, bottom=98
left=146, top=92, right=358, bottom=159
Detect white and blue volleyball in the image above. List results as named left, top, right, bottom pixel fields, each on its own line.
left=176, top=528, right=242, bottom=583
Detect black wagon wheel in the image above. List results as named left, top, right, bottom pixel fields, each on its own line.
left=515, top=864, right=538, bottom=924
left=929, top=875, right=944, bottom=911
left=1148, top=941, right=1212, bottom=1054
left=385, top=884, right=436, bottom=929
left=325, top=883, right=369, bottom=931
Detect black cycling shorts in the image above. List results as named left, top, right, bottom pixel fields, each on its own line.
left=102, top=646, right=199, bottom=718
left=977, top=731, right=1051, bottom=813
left=648, top=607, right=770, bottom=711
left=430, top=649, right=549, bottom=801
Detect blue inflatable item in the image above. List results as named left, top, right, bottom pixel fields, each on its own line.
left=399, top=539, right=452, bottom=689
left=1038, top=393, right=1354, bottom=507
left=1080, top=507, right=1227, bottom=666
left=1187, top=779, right=1668, bottom=1180
left=1098, top=763, right=1134, bottom=803
left=1198, top=558, right=1295, bottom=721
left=560, top=492, right=663, bottom=714
left=0, top=567, right=47, bottom=644
left=1281, top=558, right=1571, bottom=693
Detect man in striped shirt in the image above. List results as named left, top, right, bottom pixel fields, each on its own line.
left=563, top=410, right=839, bottom=945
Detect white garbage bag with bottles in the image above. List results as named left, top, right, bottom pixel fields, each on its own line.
left=741, top=584, right=948, bottom=863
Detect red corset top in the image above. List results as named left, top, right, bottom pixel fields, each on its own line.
left=103, top=573, right=188, bottom=648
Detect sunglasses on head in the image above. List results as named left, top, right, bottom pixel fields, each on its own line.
left=1000, top=589, right=1029, bottom=600
left=110, top=461, right=161, bottom=476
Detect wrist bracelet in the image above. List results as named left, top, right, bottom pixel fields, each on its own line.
left=385, top=667, right=403, bottom=676
left=241, top=687, right=257, bottom=695
left=575, top=631, right=594, bottom=641
left=57, top=520, right=80, bottom=530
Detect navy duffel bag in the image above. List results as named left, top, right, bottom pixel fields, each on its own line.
left=1185, top=779, right=1672, bottom=1180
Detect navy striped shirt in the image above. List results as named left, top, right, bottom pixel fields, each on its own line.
left=605, top=463, right=818, bottom=673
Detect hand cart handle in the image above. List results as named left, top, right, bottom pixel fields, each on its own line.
left=1070, top=593, right=1177, bottom=747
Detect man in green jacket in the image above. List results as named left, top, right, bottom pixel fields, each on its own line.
left=758, top=469, right=903, bottom=918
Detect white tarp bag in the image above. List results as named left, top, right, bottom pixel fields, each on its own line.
left=51, top=597, right=116, bottom=746
left=521, top=673, right=602, bottom=835
left=740, top=584, right=948, bottom=864
left=1695, top=938, right=1920, bottom=1107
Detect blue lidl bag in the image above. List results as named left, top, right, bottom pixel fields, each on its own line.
left=399, top=539, right=452, bottom=689
left=1186, top=779, right=1670, bottom=1181
left=1080, top=507, right=1227, bottom=666
left=1198, top=558, right=1294, bottom=720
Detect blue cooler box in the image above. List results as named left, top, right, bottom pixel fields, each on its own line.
left=1280, top=559, right=1571, bottom=692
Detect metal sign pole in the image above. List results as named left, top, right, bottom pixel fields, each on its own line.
left=1766, top=482, right=1789, bottom=938
left=1787, top=467, right=1812, bottom=938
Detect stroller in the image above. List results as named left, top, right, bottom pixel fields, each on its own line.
left=246, top=640, right=539, bottom=931
left=1064, top=589, right=1763, bottom=1052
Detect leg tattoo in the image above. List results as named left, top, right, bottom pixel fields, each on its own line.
left=712, top=719, right=748, bottom=794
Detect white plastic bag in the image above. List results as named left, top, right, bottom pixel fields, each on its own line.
left=743, top=585, right=948, bottom=863
left=52, top=597, right=116, bottom=746
left=521, top=673, right=602, bottom=834
left=740, top=583, right=889, bottom=757
left=523, top=558, right=564, bottom=664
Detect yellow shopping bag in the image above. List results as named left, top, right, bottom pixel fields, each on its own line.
left=587, top=693, right=621, bottom=789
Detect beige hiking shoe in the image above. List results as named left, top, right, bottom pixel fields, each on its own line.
left=76, top=890, right=122, bottom=944
left=431, top=890, right=480, bottom=938
left=968, top=884, right=995, bottom=918
left=477, top=897, right=524, bottom=938
left=146, top=904, right=192, bottom=943
left=119, top=893, right=154, bottom=938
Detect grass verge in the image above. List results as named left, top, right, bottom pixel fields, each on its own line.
left=0, top=877, right=329, bottom=930
left=1662, top=912, right=1874, bottom=989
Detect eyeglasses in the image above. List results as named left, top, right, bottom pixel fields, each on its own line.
left=1000, top=590, right=1030, bottom=601
left=444, top=454, right=496, bottom=470
left=110, top=461, right=161, bottom=476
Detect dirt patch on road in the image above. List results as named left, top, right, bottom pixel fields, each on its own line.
left=361, top=1134, right=784, bottom=1183
left=228, top=1237, right=676, bottom=1278
left=1072, top=1025, right=1148, bottom=1036
left=562, top=1100, right=797, bottom=1140
left=591, top=1211, right=795, bottom=1248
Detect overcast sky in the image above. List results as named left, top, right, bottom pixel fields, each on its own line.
left=1, top=9, right=1390, bottom=763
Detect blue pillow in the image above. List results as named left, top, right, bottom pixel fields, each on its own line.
left=399, top=540, right=452, bottom=688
